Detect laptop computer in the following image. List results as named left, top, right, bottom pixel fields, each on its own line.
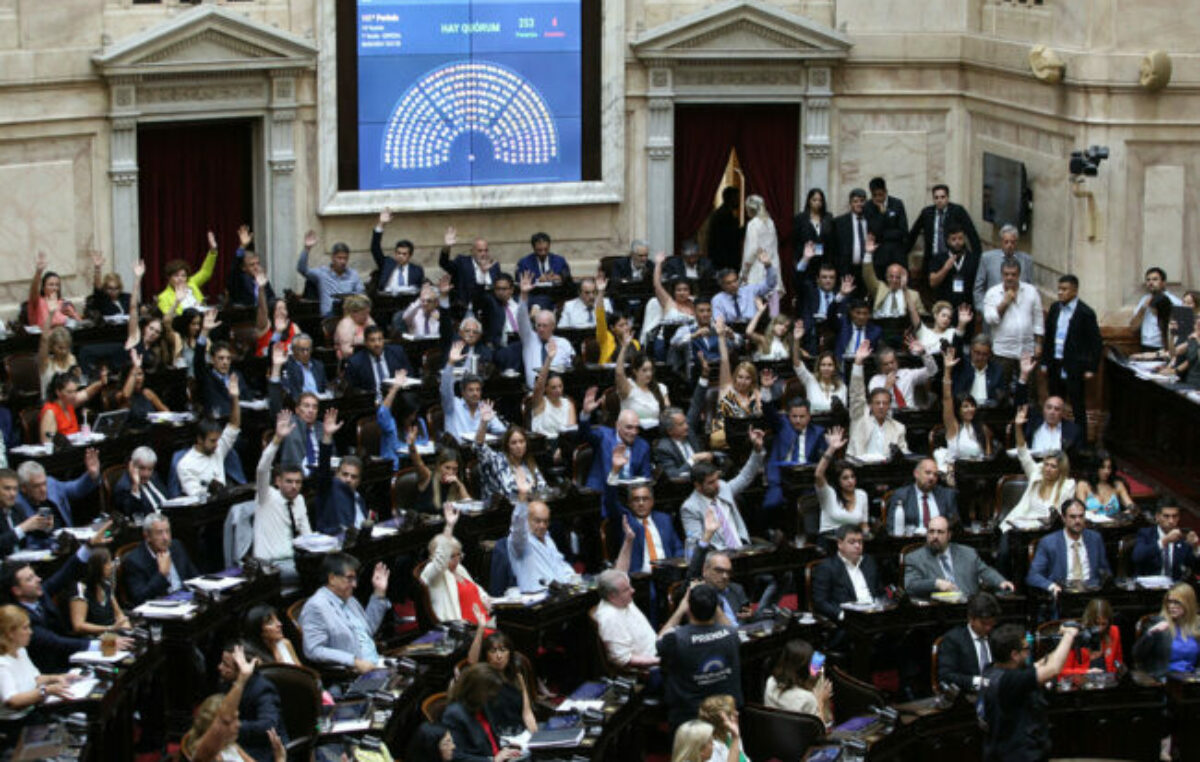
left=92, top=410, right=129, bottom=437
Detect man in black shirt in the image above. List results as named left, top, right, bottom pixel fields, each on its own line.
left=657, top=583, right=742, bottom=729
left=981, top=622, right=1078, bottom=761
left=706, top=187, right=744, bottom=272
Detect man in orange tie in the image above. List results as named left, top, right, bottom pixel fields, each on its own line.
left=604, top=444, right=684, bottom=576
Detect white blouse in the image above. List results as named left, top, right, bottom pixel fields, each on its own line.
left=794, top=361, right=847, bottom=413
left=915, top=324, right=957, bottom=355
left=622, top=383, right=668, bottom=427
left=532, top=398, right=573, bottom=438
left=742, top=216, right=781, bottom=294
left=0, top=648, right=39, bottom=720
left=1001, top=446, right=1077, bottom=532
left=817, top=484, right=869, bottom=534
left=754, top=337, right=790, bottom=361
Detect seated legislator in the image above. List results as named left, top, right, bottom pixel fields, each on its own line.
left=605, top=445, right=684, bottom=575
left=215, top=640, right=288, bottom=762
left=176, top=401, right=242, bottom=497
left=179, top=652, right=271, bottom=762
left=951, top=335, right=1009, bottom=406
left=371, top=210, right=425, bottom=294
left=0, top=469, right=53, bottom=555
left=614, top=339, right=670, bottom=429
left=393, top=284, right=443, bottom=338
left=939, top=347, right=994, bottom=461
left=999, top=405, right=1075, bottom=533
left=253, top=413, right=312, bottom=587
left=710, top=254, right=777, bottom=325
left=813, top=429, right=869, bottom=541
left=657, top=584, right=743, bottom=730
left=867, top=342, right=937, bottom=411
left=89, top=249, right=131, bottom=317
left=441, top=664, right=523, bottom=762
left=687, top=547, right=752, bottom=625
left=937, top=592, right=1001, bottom=693
left=1132, top=503, right=1200, bottom=581
left=1014, top=355, right=1083, bottom=458
left=420, top=504, right=490, bottom=626
left=472, top=411, right=547, bottom=505
left=39, top=370, right=106, bottom=443
left=344, top=325, right=412, bottom=398
left=267, top=343, right=326, bottom=475
left=846, top=340, right=909, bottom=460
left=903, top=517, right=1012, bottom=598
left=194, top=312, right=257, bottom=418
left=811, top=525, right=881, bottom=622
left=595, top=567, right=661, bottom=673
left=69, top=548, right=129, bottom=635
left=1026, top=499, right=1111, bottom=595
left=280, top=333, right=328, bottom=400
left=299, top=553, right=391, bottom=673
left=333, top=294, right=376, bottom=361
left=761, top=396, right=826, bottom=523
left=440, top=313, right=493, bottom=372
left=593, top=273, right=641, bottom=363
left=679, top=428, right=766, bottom=556
left=529, top=350, right=577, bottom=449
left=506, top=500, right=578, bottom=593
left=441, top=342, right=507, bottom=441
left=228, top=227, right=274, bottom=309
left=476, top=275, right=523, bottom=367
left=652, top=395, right=710, bottom=482
left=861, top=248, right=925, bottom=322
left=0, top=605, right=84, bottom=731
left=764, top=639, right=833, bottom=724
left=790, top=332, right=847, bottom=413
left=579, top=389, right=651, bottom=498
left=410, top=441, right=470, bottom=516
left=122, top=513, right=201, bottom=607
left=660, top=239, right=714, bottom=284
left=1133, top=582, right=1200, bottom=678
left=559, top=276, right=611, bottom=329
left=832, top=296, right=883, bottom=361
left=515, top=231, right=572, bottom=312
left=887, top=458, right=960, bottom=536
left=697, top=694, right=747, bottom=762
left=155, top=232, right=217, bottom=319
left=516, top=270, right=575, bottom=387
left=314, top=409, right=370, bottom=533
left=610, top=239, right=652, bottom=282
left=15, top=451, right=100, bottom=546
left=1061, top=598, right=1123, bottom=675
left=1075, top=451, right=1135, bottom=519
left=243, top=604, right=301, bottom=666
left=466, top=628, right=538, bottom=736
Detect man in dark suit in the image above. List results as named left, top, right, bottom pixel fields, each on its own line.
left=0, top=469, right=53, bottom=554
left=705, top=187, right=743, bottom=272
left=832, top=188, right=872, bottom=289
left=662, top=239, right=715, bottom=285
left=951, top=335, right=1009, bottom=405
left=229, top=227, right=275, bottom=308
left=1043, top=274, right=1102, bottom=439
left=795, top=263, right=841, bottom=354
left=439, top=311, right=493, bottom=370
left=1014, top=361, right=1083, bottom=459
left=268, top=349, right=326, bottom=474
left=5, top=533, right=133, bottom=673
left=812, top=524, right=882, bottom=623
left=1132, top=504, right=1200, bottom=580
left=937, top=592, right=1001, bottom=693
left=603, top=473, right=684, bottom=577
left=438, top=226, right=502, bottom=308
left=194, top=311, right=257, bottom=418
left=280, top=334, right=328, bottom=400
left=315, top=418, right=370, bottom=534
left=515, top=231, right=571, bottom=312
left=112, top=447, right=169, bottom=518
left=15, top=450, right=101, bottom=547
left=610, top=239, right=654, bottom=282
left=122, top=513, right=202, bottom=607
left=686, top=546, right=751, bottom=624
left=344, top=325, right=413, bottom=397
left=833, top=297, right=882, bottom=361
left=907, top=185, right=982, bottom=273
left=216, top=641, right=287, bottom=762
left=762, top=398, right=825, bottom=529
left=904, top=517, right=1012, bottom=598
left=474, top=275, right=523, bottom=372
left=1026, top=499, right=1111, bottom=594
left=579, top=392, right=651, bottom=511
left=927, top=223, right=981, bottom=310
left=652, top=389, right=710, bottom=481
left=863, top=177, right=909, bottom=276
left=887, top=458, right=960, bottom=536
left=370, top=210, right=425, bottom=294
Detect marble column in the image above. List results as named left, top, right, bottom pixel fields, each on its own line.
left=267, top=73, right=299, bottom=282
left=804, top=67, right=833, bottom=194
left=645, top=67, right=675, bottom=252
left=108, top=83, right=141, bottom=276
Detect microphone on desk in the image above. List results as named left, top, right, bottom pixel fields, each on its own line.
left=882, top=584, right=909, bottom=607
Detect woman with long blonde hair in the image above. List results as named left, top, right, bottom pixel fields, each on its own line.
left=697, top=694, right=746, bottom=762
left=0, top=605, right=79, bottom=727
left=671, top=719, right=716, bottom=762
left=1135, top=583, right=1200, bottom=678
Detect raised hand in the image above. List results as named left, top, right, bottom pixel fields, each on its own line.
left=271, top=342, right=288, bottom=369
left=443, top=501, right=460, bottom=530
left=714, top=315, right=727, bottom=335
left=696, top=351, right=710, bottom=378
left=793, top=320, right=806, bottom=341
left=133, top=259, right=145, bottom=280
left=582, top=386, right=600, bottom=414
left=128, top=459, right=141, bottom=489
left=90, top=249, right=105, bottom=269
left=129, top=348, right=142, bottom=369
left=760, top=367, right=777, bottom=389
left=443, top=226, right=457, bottom=247
left=438, top=273, right=453, bottom=296
left=840, top=274, right=856, bottom=296
left=304, top=230, right=318, bottom=249
left=267, top=729, right=286, bottom=762
left=232, top=644, right=258, bottom=682
left=906, top=336, right=926, bottom=356
left=378, top=209, right=392, bottom=226
left=1014, top=404, right=1028, bottom=427
left=610, top=443, right=629, bottom=473
left=594, top=272, right=607, bottom=294
left=854, top=338, right=872, bottom=365
left=372, top=562, right=389, bottom=597
left=449, top=340, right=466, bottom=365
left=85, top=448, right=100, bottom=479
left=622, top=515, right=635, bottom=544
left=865, top=233, right=878, bottom=254
left=35, top=251, right=48, bottom=272
left=957, top=303, right=973, bottom=327
left=757, top=247, right=770, bottom=265
left=201, top=310, right=221, bottom=334
left=518, top=270, right=534, bottom=295
left=802, top=241, right=816, bottom=260
left=747, top=427, right=766, bottom=452
left=703, top=507, right=720, bottom=542
left=943, top=345, right=959, bottom=372
left=255, top=271, right=269, bottom=288
left=546, top=340, right=558, bottom=360
left=227, top=373, right=240, bottom=398
left=274, top=410, right=295, bottom=441
left=654, top=250, right=668, bottom=266
left=405, top=425, right=418, bottom=447
left=478, top=399, right=495, bottom=422
left=237, top=225, right=253, bottom=247
left=323, top=406, right=343, bottom=436
left=207, top=230, right=218, bottom=251
left=755, top=296, right=767, bottom=313
left=824, top=426, right=847, bottom=452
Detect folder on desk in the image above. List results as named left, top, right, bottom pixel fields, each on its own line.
left=527, top=727, right=585, bottom=748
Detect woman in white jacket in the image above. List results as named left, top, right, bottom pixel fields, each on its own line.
left=420, top=503, right=491, bottom=626
left=740, top=195, right=782, bottom=314
left=1000, top=405, right=1076, bottom=532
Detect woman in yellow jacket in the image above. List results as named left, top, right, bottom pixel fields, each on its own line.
left=156, top=230, right=218, bottom=318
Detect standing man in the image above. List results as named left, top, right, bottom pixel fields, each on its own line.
left=1043, top=274, right=1101, bottom=439
left=927, top=223, right=981, bottom=311
left=657, top=584, right=742, bottom=730
left=937, top=592, right=1002, bottom=693
left=983, top=258, right=1043, bottom=384
left=973, top=224, right=1033, bottom=318
left=863, top=177, right=909, bottom=276
left=706, top=187, right=744, bottom=272
left=268, top=344, right=325, bottom=475
left=515, top=232, right=571, bottom=312
left=907, top=185, right=982, bottom=271
left=833, top=188, right=871, bottom=289
left=1130, top=266, right=1182, bottom=352
left=296, top=231, right=365, bottom=318
left=371, top=210, right=424, bottom=294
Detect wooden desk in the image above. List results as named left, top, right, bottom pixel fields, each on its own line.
left=493, top=587, right=599, bottom=668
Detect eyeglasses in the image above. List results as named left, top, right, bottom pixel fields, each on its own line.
left=337, top=572, right=358, bottom=582
left=711, top=567, right=732, bottom=576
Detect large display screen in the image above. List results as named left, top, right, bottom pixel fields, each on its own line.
left=355, top=0, right=582, bottom=190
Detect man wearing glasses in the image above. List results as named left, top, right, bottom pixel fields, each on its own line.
left=299, top=552, right=391, bottom=674
left=280, top=334, right=327, bottom=399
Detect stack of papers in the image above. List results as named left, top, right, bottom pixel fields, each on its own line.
left=147, top=411, right=194, bottom=425
left=370, top=525, right=398, bottom=539
left=44, top=676, right=99, bottom=703
left=66, top=432, right=105, bottom=446
left=527, top=727, right=585, bottom=749
left=1136, top=575, right=1174, bottom=590
left=102, top=315, right=130, bottom=324
left=10, top=444, right=52, bottom=457
left=491, top=591, right=549, bottom=606
left=239, top=399, right=269, bottom=411
left=186, top=575, right=245, bottom=593
left=293, top=533, right=340, bottom=552
left=557, top=699, right=604, bottom=712
left=7, top=549, right=51, bottom=563
left=133, top=600, right=197, bottom=619
left=70, top=650, right=131, bottom=665
left=382, top=376, right=422, bottom=388
left=161, top=495, right=203, bottom=508
left=398, top=442, right=437, bottom=455
left=449, top=500, right=485, bottom=514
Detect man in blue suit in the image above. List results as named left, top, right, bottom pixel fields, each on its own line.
left=1131, top=504, right=1200, bottom=580
left=280, top=334, right=328, bottom=399
left=951, top=335, right=1008, bottom=405
left=762, top=397, right=825, bottom=528
left=370, top=210, right=425, bottom=294
left=579, top=389, right=651, bottom=513
left=1026, top=499, right=1111, bottom=594
left=344, top=325, right=412, bottom=397
left=833, top=297, right=882, bottom=362
left=228, top=227, right=275, bottom=308
left=439, top=226, right=501, bottom=308
left=15, top=450, right=100, bottom=548
left=515, top=232, right=571, bottom=312
left=603, top=451, right=683, bottom=576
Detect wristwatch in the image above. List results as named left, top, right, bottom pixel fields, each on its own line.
left=39, top=685, right=47, bottom=701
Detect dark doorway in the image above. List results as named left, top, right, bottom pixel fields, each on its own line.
left=674, top=104, right=799, bottom=279
left=138, top=120, right=254, bottom=299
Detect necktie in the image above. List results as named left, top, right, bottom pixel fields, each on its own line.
left=678, top=440, right=692, bottom=463
left=935, top=209, right=945, bottom=255
left=733, top=294, right=743, bottom=319
left=374, top=356, right=386, bottom=390
left=505, top=304, right=518, bottom=333
left=400, top=266, right=406, bottom=287
left=921, top=493, right=931, bottom=527
left=856, top=218, right=866, bottom=262
left=285, top=499, right=299, bottom=539
left=586, top=305, right=594, bottom=325
left=423, top=313, right=430, bottom=335
left=894, top=385, right=907, bottom=409
left=716, top=501, right=741, bottom=549
left=821, top=291, right=830, bottom=315
left=853, top=328, right=862, bottom=352
left=305, top=429, right=318, bottom=466
left=621, top=455, right=631, bottom=480
left=890, top=291, right=901, bottom=315
left=791, top=433, right=803, bottom=463
left=541, top=342, right=548, bottom=365
left=939, top=552, right=956, bottom=586
left=1164, top=541, right=1173, bottom=577
left=642, top=518, right=659, bottom=562
left=1070, top=540, right=1083, bottom=581
left=976, top=636, right=991, bottom=672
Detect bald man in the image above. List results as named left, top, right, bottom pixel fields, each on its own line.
left=579, top=392, right=651, bottom=514
left=886, top=457, right=960, bottom=536
left=861, top=250, right=925, bottom=321
left=903, top=516, right=1012, bottom=598
left=507, top=499, right=579, bottom=592
left=517, top=270, right=576, bottom=386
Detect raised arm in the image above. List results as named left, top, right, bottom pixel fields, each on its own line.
left=474, top=400, right=495, bottom=445
left=228, top=374, right=242, bottom=430
left=90, top=249, right=105, bottom=292
left=296, top=230, right=318, bottom=282
left=613, top=335, right=633, bottom=398
left=652, top=251, right=673, bottom=310
left=716, top=316, right=732, bottom=391
left=190, top=231, right=218, bottom=290
left=254, top=271, right=270, bottom=334
left=814, top=427, right=846, bottom=489
left=848, top=339, right=872, bottom=422
left=36, top=303, right=55, bottom=373
left=745, top=297, right=769, bottom=348
left=29, top=251, right=47, bottom=317
left=941, top=346, right=960, bottom=439
left=126, top=260, right=145, bottom=347
left=531, top=340, right=556, bottom=412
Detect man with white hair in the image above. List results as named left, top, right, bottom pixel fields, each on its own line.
left=973, top=224, right=1033, bottom=315
left=15, top=448, right=100, bottom=548
left=517, top=270, right=575, bottom=386
left=507, top=500, right=579, bottom=592
left=113, top=445, right=169, bottom=517
left=611, top=239, right=653, bottom=281
left=559, top=277, right=612, bottom=329
left=121, top=513, right=201, bottom=607
left=578, top=389, right=652, bottom=510
left=394, top=284, right=443, bottom=337
left=594, top=566, right=660, bottom=672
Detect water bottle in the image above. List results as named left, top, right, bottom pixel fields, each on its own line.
left=80, top=410, right=91, bottom=438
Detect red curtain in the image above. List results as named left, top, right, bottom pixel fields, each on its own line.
left=137, top=121, right=253, bottom=299
left=674, top=104, right=799, bottom=298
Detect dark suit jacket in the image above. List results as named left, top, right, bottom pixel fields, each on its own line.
left=887, top=484, right=960, bottom=536
left=193, top=338, right=255, bottom=417
left=792, top=212, right=836, bottom=279
left=344, top=345, right=413, bottom=396
left=927, top=249, right=981, bottom=309
left=686, top=544, right=750, bottom=616
left=25, top=554, right=88, bottom=674
left=226, top=672, right=287, bottom=762
left=1026, top=529, right=1111, bottom=591
left=863, top=196, right=909, bottom=272
left=476, top=293, right=521, bottom=350
left=90, top=289, right=131, bottom=317
left=442, top=701, right=500, bottom=762
left=764, top=409, right=825, bottom=509
left=439, top=249, right=502, bottom=307
left=315, top=442, right=367, bottom=534
left=611, top=256, right=654, bottom=282
left=952, top=360, right=1009, bottom=405
left=579, top=416, right=651, bottom=510
left=661, top=256, right=715, bottom=285
left=812, top=554, right=882, bottom=622
left=516, top=252, right=571, bottom=311
left=1013, top=381, right=1083, bottom=456
left=832, top=211, right=873, bottom=284
left=832, top=300, right=883, bottom=360
left=603, top=496, right=684, bottom=575
left=370, top=228, right=425, bottom=292
left=228, top=252, right=275, bottom=308
left=112, top=472, right=169, bottom=518
left=937, top=623, right=989, bottom=693
left=121, top=540, right=201, bottom=607
left=907, top=203, right=982, bottom=266
left=14, top=472, right=99, bottom=545
left=651, top=385, right=707, bottom=480
left=1044, top=300, right=1102, bottom=377
left=281, top=356, right=328, bottom=400
left=706, top=206, right=743, bottom=272
left=1131, top=526, right=1198, bottom=579
left=0, top=508, right=25, bottom=555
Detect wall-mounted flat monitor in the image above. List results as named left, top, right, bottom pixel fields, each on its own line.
left=982, top=152, right=1032, bottom=233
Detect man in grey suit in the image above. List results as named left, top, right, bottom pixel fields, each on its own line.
left=973, top=224, right=1033, bottom=319
left=680, top=428, right=766, bottom=557
left=651, top=388, right=711, bottom=481
left=904, top=517, right=1013, bottom=598
left=299, top=552, right=391, bottom=673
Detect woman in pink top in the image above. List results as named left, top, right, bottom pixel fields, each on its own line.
left=28, top=251, right=78, bottom=327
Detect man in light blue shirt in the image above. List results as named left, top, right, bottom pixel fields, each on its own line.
left=296, top=230, right=365, bottom=317
left=299, top=552, right=391, bottom=673
left=710, top=253, right=777, bottom=323
left=517, top=271, right=575, bottom=387
left=507, top=500, right=578, bottom=592
left=441, top=342, right=506, bottom=441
